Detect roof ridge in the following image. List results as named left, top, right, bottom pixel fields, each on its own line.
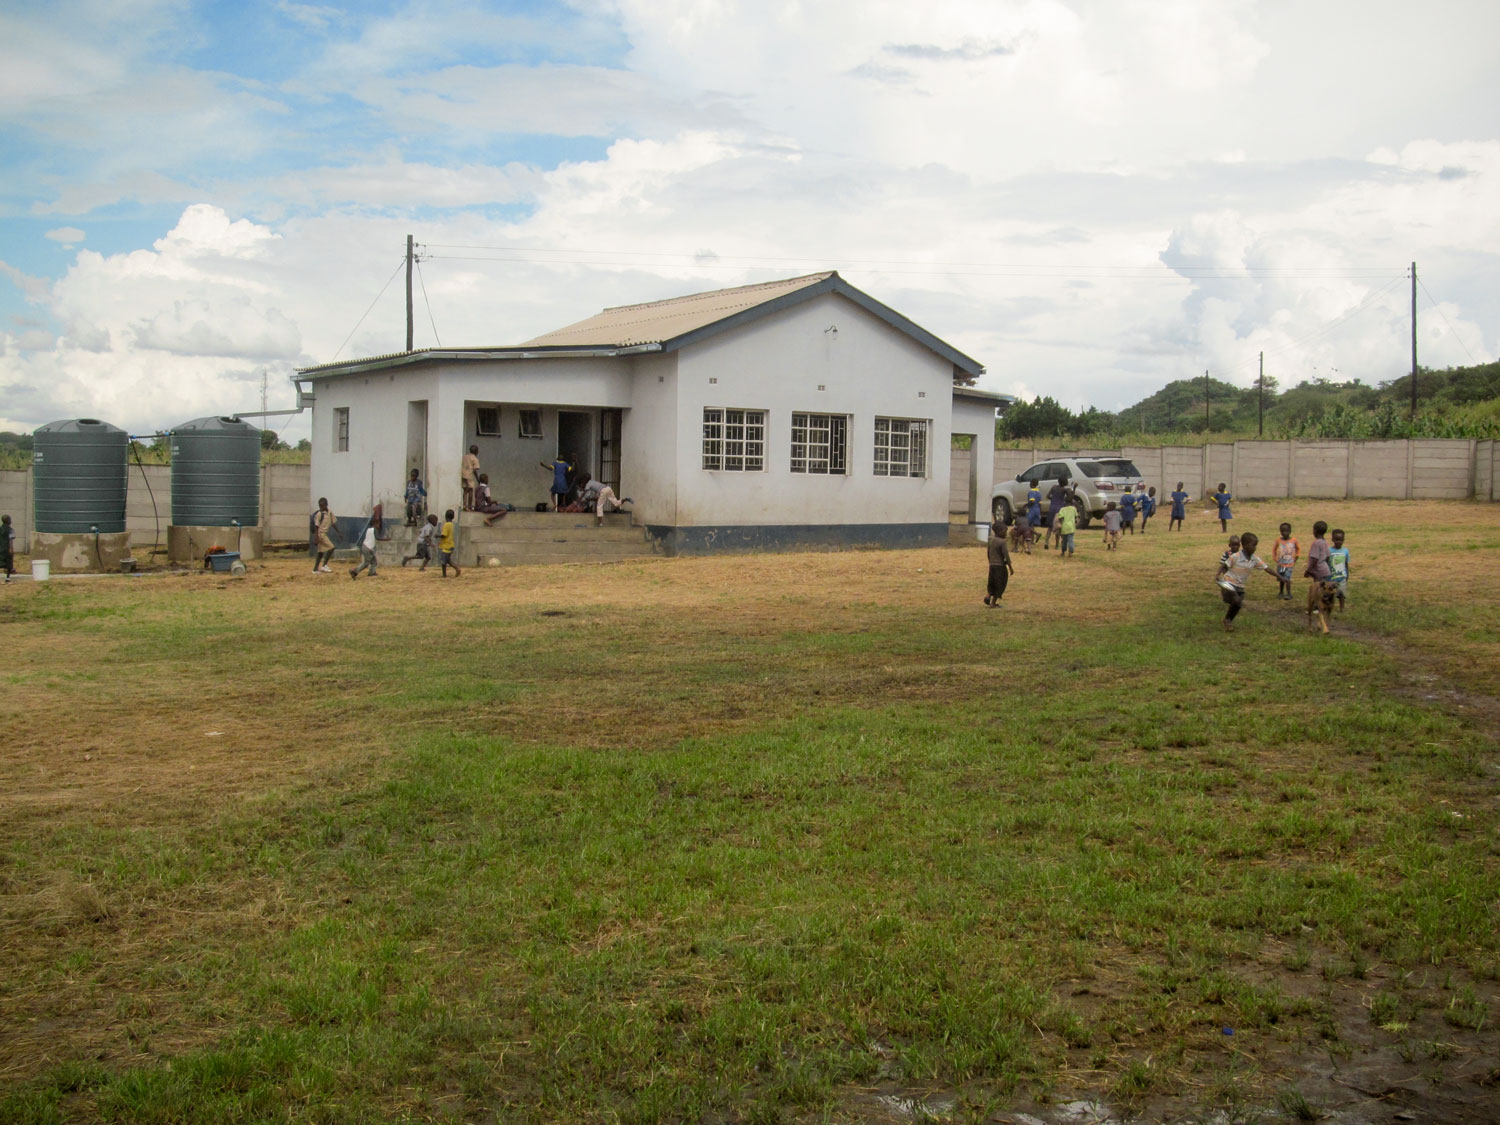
left=598, top=271, right=836, bottom=314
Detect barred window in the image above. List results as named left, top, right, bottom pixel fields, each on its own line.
left=790, top=412, right=848, bottom=475
left=873, top=417, right=928, bottom=478
left=702, top=408, right=766, bottom=471
left=475, top=406, right=501, bottom=436
left=334, top=407, right=349, bottom=452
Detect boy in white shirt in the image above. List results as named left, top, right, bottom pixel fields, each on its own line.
left=350, top=523, right=379, bottom=579
left=1215, top=531, right=1270, bottom=632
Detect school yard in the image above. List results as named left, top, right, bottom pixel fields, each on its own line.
left=1, top=499, right=1497, bottom=1124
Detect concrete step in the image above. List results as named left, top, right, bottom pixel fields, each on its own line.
left=466, top=526, right=647, bottom=545
left=458, top=511, right=635, bottom=530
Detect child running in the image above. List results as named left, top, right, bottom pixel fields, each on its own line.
left=439, top=509, right=461, bottom=578
left=1271, top=523, right=1300, bottom=600
left=1168, top=482, right=1189, bottom=531
left=1043, top=478, right=1068, bottom=550
left=1328, top=529, right=1351, bottom=612
left=984, top=517, right=1015, bottom=607
left=1012, top=511, right=1034, bottom=555
left=403, top=513, right=439, bottom=569
left=1216, top=531, right=1270, bottom=632
left=1118, top=487, right=1137, bottom=535
left=1211, top=483, right=1233, bottom=532
left=1140, top=486, right=1156, bottom=533
left=1053, top=498, right=1077, bottom=557
left=1304, top=520, right=1332, bottom=588
left=1102, top=501, right=1122, bottom=550
left=1025, top=480, right=1043, bottom=528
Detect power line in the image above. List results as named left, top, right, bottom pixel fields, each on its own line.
left=332, top=258, right=406, bottom=362
left=1224, top=275, right=1408, bottom=379
left=415, top=260, right=442, bottom=348
left=419, top=241, right=1400, bottom=278
left=421, top=252, right=1403, bottom=284
left=1417, top=277, right=1480, bottom=366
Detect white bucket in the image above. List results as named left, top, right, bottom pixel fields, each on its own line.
left=31, top=558, right=50, bottom=582
left=974, top=523, right=990, bottom=543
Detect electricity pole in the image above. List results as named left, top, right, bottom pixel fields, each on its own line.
left=1258, top=352, right=1264, bottom=437
left=1204, top=369, right=1210, bottom=428
left=406, top=234, right=415, bottom=353
left=1410, top=261, right=1418, bottom=419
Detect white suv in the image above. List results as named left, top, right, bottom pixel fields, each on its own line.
left=990, top=457, right=1145, bottom=530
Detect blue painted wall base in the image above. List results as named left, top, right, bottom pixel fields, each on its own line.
left=644, top=523, right=949, bottom=556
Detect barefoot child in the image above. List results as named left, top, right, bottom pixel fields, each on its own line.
left=1216, top=531, right=1269, bottom=632
left=404, top=469, right=426, bottom=525
left=461, top=446, right=481, bottom=511
left=1043, top=478, right=1068, bottom=550
left=403, top=514, right=439, bottom=569
left=1102, top=502, right=1122, bottom=550
left=439, top=509, right=461, bottom=578
left=1011, top=511, right=1034, bottom=555
left=1328, top=529, right=1351, bottom=611
left=1140, top=486, right=1156, bottom=533
left=1053, top=498, right=1078, bottom=557
left=1304, top=520, right=1331, bottom=588
left=1271, top=523, right=1300, bottom=600
left=985, top=518, right=1015, bottom=607
left=1168, top=482, right=1189, bottom=531
left=1118, top=486, right=1137, bottom=535
left=1211, top=483, right=1232, bottom=532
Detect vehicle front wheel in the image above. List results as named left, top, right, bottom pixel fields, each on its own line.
left=991, top=496, right=1012, bottom=526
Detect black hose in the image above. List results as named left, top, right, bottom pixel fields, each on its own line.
left=132, top=443, right=161, bottom=562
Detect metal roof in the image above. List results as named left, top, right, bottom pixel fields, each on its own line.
left=523, top=272, right=835, bottom=348
left=524, top=271, right=985, bottom=378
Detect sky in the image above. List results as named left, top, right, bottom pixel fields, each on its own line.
left=2, top=0, right=1497, bottom=441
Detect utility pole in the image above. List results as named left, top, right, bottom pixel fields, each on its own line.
left=1204, top=369, right=1210, bottom=428
left=1258, top=351, right=1264, bottom=437
left=1410, top=261, right=1418, bottom=419
left=405, top=234, right=415, bottom=353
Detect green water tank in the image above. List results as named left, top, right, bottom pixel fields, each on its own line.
left=170, top=416, right=261, bottom=526
left=32, top=418, right=129, bottom=533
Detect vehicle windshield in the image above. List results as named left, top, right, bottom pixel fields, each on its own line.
left=1078, top=460, right=1142, bottom=478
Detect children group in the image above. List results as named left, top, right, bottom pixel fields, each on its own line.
left=983, top=478, right=1353, bottom=632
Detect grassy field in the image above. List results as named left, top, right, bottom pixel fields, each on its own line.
left=1, top=500, right=1498, bottom=1124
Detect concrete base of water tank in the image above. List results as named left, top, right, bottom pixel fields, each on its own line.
left=167, top=525, right=264, bottom=564
left=32, top=531, right=133, bottom=573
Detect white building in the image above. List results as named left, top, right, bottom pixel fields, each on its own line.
left=297, top=272, right=1000, bottom=554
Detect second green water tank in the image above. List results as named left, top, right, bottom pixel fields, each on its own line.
left=170, top=416, right=261, bottom=526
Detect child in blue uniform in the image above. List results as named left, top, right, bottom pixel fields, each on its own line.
left=1138, top=485, right=1155, bottom=532
left=1025, top=480, right=1043, bottom=527
left=1118, top=487, right=1137, bottom=534
left=1168, top=482, right=1189, bottom=531
left=1211, top=483, right=1232, bottom=532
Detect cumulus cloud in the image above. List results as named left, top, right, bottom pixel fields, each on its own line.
left=44, top=227, right=85, bottom=245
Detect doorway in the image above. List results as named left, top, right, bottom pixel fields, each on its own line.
left=599, top=409, right=622, bottom=492
left=557, top=411, right=592, bottom=478
left=406, top=401, right=428, bottom=489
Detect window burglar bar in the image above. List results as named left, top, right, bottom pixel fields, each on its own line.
left=873, top=418, right=928, bottom=477
left=703, top=408, right=766, bottom=471
left=790, top=412, right=847, bottom=474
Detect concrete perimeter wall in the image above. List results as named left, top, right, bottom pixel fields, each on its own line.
left=953, top=439, right=1498, bottom=514
left=0, top=463, right=312, bottom=555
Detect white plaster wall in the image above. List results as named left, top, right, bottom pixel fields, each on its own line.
left=310, top=368, right=441, bottom=521
left=669, top=293, right=955, bottom=527
left=624, top=352, right=680, bottom=526
left=310, top=358, right=634, bottom=519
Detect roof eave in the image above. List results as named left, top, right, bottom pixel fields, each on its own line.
left=297, top=343, right=662, bottom=380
